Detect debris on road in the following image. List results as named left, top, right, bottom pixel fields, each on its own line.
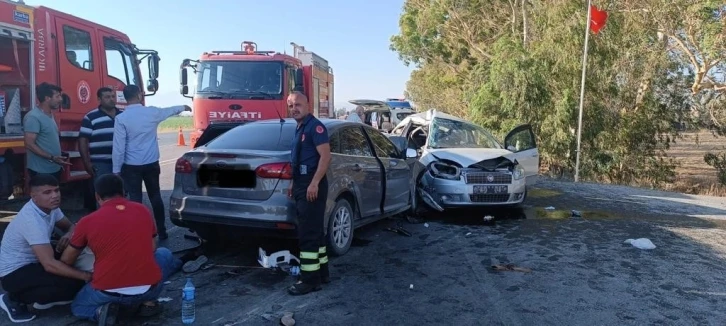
left=571, top=210, right=582, bottom=218
left=157, top=297, right=173, bottom=302
left=385, top=226, right=412, bottom=237
left=258, top=248, right=300, bottom=268
left=406, top=215, right=424, bottom=224
left=409, top=284, right=414, bottom=290
left=483, top=215, right=495, bottom=226
left=545, top=206, right=555, bottom=210
left=424, top=223, right=429, bottom=228
left=280, top=312, right=295, bottom=326
left=492, top=264, right=532, bottom=273
left=466, top=232, right=472, bottom=236
left=624, top=238, right=656, bottom=250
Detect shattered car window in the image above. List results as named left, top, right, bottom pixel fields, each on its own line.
left=428, top=118, right=501, bottom=149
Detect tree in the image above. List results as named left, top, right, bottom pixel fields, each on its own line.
left=391, top=0, right=692, bottom=186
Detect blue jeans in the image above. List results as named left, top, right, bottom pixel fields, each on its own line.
left=70, top=248, right=182, bottom=321
left=91, top=161, right=113, bottom=182
left=91, top=161, right=113, bottom=209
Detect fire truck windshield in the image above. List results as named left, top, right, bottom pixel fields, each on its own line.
left=195, top=61, right=283, bottom=99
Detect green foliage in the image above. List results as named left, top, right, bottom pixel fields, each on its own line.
left=705, top=152, right=726, bottom=185
left=390, top=0, right=726, bottom=186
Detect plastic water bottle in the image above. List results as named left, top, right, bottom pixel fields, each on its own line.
left=181, top=277, right=196, bottom=324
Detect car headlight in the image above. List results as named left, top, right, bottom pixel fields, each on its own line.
left=512, top=165, right=525, bottom=180
left=429, top=161, right=461, bottom=180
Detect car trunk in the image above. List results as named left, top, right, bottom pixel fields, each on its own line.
left=194, top=122, right=249, bottom=148
left=180, top=149, right=292, bottom=201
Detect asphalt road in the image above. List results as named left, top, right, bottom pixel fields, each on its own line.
left=3, top=132, right=726, bottom=325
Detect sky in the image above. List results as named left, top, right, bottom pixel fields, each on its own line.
left=24, top=0, right=415, bottom=111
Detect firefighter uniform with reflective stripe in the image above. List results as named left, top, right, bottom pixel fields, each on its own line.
left=290, top=113, right=329, bottom=294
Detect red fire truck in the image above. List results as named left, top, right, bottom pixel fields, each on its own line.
left=179, top=41, right=334, bottom=148
left=0, top=0, right=161, bottom=200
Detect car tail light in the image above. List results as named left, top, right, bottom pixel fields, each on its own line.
left=256, top=162, right=292, bottom=179
left=175, top=158, right=192, bottom=174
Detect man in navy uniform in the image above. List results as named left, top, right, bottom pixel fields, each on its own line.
left=287, top=91, right=332, bottom=295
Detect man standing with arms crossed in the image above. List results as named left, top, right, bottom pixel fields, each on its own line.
left=79, top=87, right=122, bottom=211
left=24, top=83, right=71, bottom=181
left=79, top=87, right=121, bottom=182
left=112, top=85, right=191, bottom=240
left=286, top=91, right=332, bottom=296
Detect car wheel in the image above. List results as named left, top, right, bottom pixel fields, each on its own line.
left=327, top=198, right=354, bottom=257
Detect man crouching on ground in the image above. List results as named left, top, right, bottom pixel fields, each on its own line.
left=0, top=174, right=92, bottom=323
left=60, top=174, right=183, bottom=325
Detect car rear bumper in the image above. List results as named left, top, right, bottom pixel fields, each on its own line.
left=168, top=193, right=297, bottom=235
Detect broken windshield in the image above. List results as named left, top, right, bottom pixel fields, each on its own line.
left=196, top=61, right=283, bottom=99
left=428, top=118, right=502, bottom=149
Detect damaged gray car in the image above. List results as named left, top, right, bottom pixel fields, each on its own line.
left=388, top=110, right=540, bottom=212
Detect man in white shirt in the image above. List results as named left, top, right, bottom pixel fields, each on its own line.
left=111, top=85, right=191, bottom=240
left=0, top=174, right=92, bottom=323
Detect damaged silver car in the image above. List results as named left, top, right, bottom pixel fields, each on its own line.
left=389, top=110, right=540, bottom=212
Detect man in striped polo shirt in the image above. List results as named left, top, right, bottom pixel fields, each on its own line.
left=79, top=87, right=121, bottom=185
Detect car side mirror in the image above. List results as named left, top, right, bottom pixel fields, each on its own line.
left=406, top=148, right=418, bottom=159
left=148, top=53, right=160, bottom=79
left=180, top=68, right=190, bottom=97
left=146, top=79, right=159, bottom=93
left=294, top=68, right=305, bottom=93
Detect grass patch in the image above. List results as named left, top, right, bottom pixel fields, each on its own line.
left=533, top=208, right=613, bottom=220
left=528, top=188, right=562, bottom=198
left=158, top=116, right=194, bottom=132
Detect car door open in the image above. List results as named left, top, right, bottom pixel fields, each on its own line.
left=504, top=124, right=539, bottom=184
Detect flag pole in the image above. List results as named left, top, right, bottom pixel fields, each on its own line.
left=574, top=0, right=592, bottom=183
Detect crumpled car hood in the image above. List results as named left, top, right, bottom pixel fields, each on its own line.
left=425, top=148, right=514, bottom=167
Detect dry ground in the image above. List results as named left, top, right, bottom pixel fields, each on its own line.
left=665, top=130, right=725, bottom=196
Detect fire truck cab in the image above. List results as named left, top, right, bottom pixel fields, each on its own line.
left=179, top=41, right=334, bottom=148
left=0, top=0, right=160, bottom=200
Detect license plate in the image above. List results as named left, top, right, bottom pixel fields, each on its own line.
left=473, top=185, right=508, bottom=194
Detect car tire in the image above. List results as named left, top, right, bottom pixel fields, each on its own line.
left=327, top=198, right=354, bottom=257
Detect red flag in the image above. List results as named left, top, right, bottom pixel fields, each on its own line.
left=589, top=5, right=608, bottom=34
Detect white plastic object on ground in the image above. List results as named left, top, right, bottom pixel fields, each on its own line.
left=624, top=238, right=656, bottom=250
left=258, top=248, right=300, bottom=268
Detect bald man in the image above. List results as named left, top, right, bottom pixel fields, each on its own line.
left=287, top=92, right=332, bottom=295
left=346, top=106, right=364, bottom=123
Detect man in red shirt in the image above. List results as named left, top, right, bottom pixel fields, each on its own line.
left=60, top=174, right=183, bottom=324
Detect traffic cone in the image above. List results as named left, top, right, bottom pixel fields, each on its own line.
left=177, top=126, right=186, bottom=146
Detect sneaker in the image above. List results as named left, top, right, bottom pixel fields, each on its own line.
left=32, top=300, right=72, bottom=310
left=0, top=293, right=36, bottom=323
left=96, top=303, right=119, bottom=326
left=182, top=255, right=208, bottom=273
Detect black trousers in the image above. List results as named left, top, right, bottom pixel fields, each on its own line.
left=0, top=263, right=85, bottom=304
left=292, top=175, right=329, bottom=284
left=121, top=161, right=167, bottom=235
left=27, top=169, right=62, bottom=183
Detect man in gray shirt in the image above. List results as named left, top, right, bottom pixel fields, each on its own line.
left=23, top=83, right=71, bottom=181
left=0, top=174, right=91, bottom=323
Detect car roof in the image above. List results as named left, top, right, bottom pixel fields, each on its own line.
left=407, top=109, right=468, bottom=123
left=255, top=118, right=369, bottom=130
